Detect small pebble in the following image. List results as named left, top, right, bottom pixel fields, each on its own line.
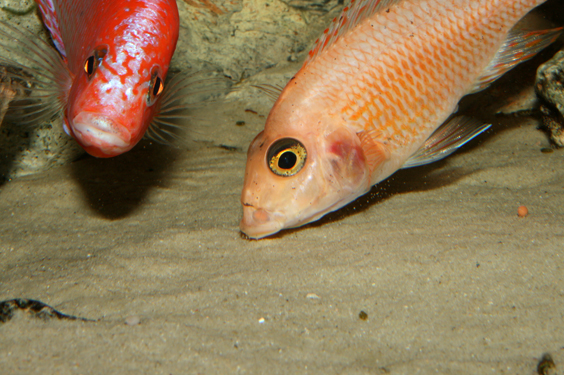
left=258, top=317, right=265, bottom=324
left=517, top=205, right=528, bottom=218
left=306, top=293, right=320, bottom=299
left=359, top=311, right=368, bottom=321
left=537, top=353, right=556, bottom=375
left=541, top=148, right=554, bottom=154
left=125, top=315, right=140, bottom=326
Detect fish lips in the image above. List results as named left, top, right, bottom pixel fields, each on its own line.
left=240, top=204, right=286, bottom=239
left=239, top=201, right=333, bottom=239
left=70, top=112, right=134, bottom=157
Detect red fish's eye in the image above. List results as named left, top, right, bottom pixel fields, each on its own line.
left=84, top=56, right=95, bottom=76
left=148, top=69, right=164, bottom=106
left=153, top=76, right=163, bottom=97
left=83, top=46, right=108, bottom=79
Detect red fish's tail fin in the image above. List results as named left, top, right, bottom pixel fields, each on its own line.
left=35, top=0, right=67, bottom=58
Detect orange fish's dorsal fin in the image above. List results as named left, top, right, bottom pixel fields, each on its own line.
left=35, top=0, right=67, bottom=58
left=469, top=26, right=563, bottom=94
left=402, top=116, right=490, bottom=169
left=147, top=71, right=233, bottom=145
left=304, top=0, right=402, bottom=66
left=357, top=127, right=391, bottom=173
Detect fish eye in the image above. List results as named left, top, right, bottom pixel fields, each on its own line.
left=83, top=46, right=108, bottom=79
left=153, top=76, right=163, bottom=96
left=267, top=138, right=307, bottom=177
left=148, top=67, right=164, bottom=106
left=84, top=56, right=95, bottom=76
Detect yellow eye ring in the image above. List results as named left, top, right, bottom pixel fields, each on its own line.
left=267, top=138, right=307, bottom=177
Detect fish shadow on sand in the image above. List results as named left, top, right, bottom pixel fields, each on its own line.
left=70, top=140, right=181, bottom=219
left=0, top=123, right=30, bottom=184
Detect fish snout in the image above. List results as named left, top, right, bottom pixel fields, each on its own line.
left=240, top=204, right=284, bottom=239
left=70, top=112, right=133, bottom=157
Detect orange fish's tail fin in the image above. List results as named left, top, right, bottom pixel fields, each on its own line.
left=402, top=116, right=491, bottom=169
left=0, top=21, right=71, bottom=128
left=147, top=71, right=234, bottom=146
left=470, top=26, right=563, bottom=94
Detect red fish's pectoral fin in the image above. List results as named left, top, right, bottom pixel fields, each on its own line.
left=470, top=27, right=563, bottom=94
left=402, top=116, right=490, bottom=169
left=251, top=84, right=284, bottom=103
left=147, top=71, right=234, bottom=146
left=357, top=128, right=391, bottom=173
left=0, top=21, right=71, bottom=126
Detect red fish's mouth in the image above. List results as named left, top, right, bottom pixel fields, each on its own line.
left=70, top=112, right=133, bottom=157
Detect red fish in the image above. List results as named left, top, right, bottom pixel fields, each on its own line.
left=1, top=0, right=179, bottom=157
left=240, top=0, right=562, bottom=239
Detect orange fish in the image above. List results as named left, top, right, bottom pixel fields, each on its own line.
left=240, top=0, right=562, bottom=239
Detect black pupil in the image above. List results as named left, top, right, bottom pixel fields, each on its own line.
left=278, top=151, right=297, bottom=169
left=86, top=56, right=94, bottom=74
left=153, top=77, right=161, bottom=96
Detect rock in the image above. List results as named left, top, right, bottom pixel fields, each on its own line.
left=536, top=49, right=564, bottom=147
left=174, top=0, right=345, bottom=81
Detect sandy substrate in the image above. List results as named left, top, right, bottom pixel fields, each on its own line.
left=1, top=1, right=564, bottom=374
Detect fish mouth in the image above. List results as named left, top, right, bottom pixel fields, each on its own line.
left=240, top=204, right=285, bottom=239
left=70, top=112, right=133, bottom=157
left=240, top=195, right=359, bottom=239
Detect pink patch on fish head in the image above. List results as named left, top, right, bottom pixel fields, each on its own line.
left=325, top=127, right=369, bottom=187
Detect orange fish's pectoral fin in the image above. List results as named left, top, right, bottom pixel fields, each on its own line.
left=402, top=116, right=490, bottom=169
left=470, top=26, right=563, bottom=94
left=357, top=128, right=391, bottom=173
